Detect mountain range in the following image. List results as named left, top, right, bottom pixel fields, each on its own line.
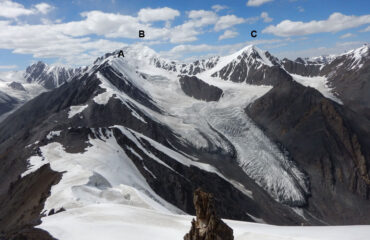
left=0, top=44, right=369, bottom=240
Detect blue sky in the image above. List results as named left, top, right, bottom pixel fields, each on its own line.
left=0, top=0, right=369, bottom=70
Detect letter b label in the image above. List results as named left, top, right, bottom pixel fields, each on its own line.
left=139, top=30, right=145, bottom=38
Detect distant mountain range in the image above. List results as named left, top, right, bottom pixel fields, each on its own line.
left=0, top=44, right=369, bottom=239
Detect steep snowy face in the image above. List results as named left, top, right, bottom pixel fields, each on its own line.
left=24, top=61, right=82, bottom=89
left=339, top=44, right=369, bottom=70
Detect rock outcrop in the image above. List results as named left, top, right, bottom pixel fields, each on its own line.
left=179, top=76, right=223, bottom=102
left=184, top=188, right=234, bottom=240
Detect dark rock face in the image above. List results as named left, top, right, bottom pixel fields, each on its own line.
left=246, top=79, right=370, bottom=224
left=184, top=188, right=234, bottom=240
left=179, top=75, right=223, bottom=102
left=0, top=164, right=61, bottom=240
left=8, top=82, right=26, bottom=91
left=0, top=91, right=18, bottom=117
left=281, top=58, right=322, bottom=76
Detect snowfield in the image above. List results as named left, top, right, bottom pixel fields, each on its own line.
left=39, top=202, right=370, bottom=240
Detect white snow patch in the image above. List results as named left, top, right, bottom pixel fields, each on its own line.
left=21, top=155, right=47, bottom=177
left=68, top=105, right=88, bottom=118
left=291, top=74, right=342, bottom=104
left=46, top=130, right=61, bottom=140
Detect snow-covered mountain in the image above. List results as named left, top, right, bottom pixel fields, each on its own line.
left=24, top=61, right=83, bottom=89
left=281, top=44, right=370, bottom=119
left=0, top=78, right=46, bottom=122
left=0, top=44, right=370, bottom=240
left=0, top=62, right=86, bottom=121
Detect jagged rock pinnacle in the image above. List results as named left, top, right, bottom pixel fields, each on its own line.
left=184, top=188, right=234, bottom=240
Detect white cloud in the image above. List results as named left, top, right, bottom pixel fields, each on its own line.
left=219, top=30, right=239, bottom=40
left=0, top=0, right=34, bottom=18
left=274, top=41, right=366, bottom=60
left=0, top=65, right=17, bottom=69
left=0, top=5, right=261, bottom=65
left=214, top=15, right=245, bottom=31
left=0, top=1, right=54, bottom=18
left=34, top=3, right=54, bottom=14
left=247, top=0, right=273, bottom=7
left=161, top=38, right=293, bottom=59
left=340, top=33, right=355, bottom=39
left=0, top=20, right=127, bottom=66
left=138, top=7, right=180, bottom=22
left=298, top=6, right=304, bottom=12
left=261, top=12, right=272, bottom=23
left=360, top=25, right=370, bottom=32
left=211, top=5, right=228, bottom=12
left=188, top=10, right=218, bottom=27
left=263, top=12, right=370, bottom=37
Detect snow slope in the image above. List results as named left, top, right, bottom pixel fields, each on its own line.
left=38, top=200, right=370, bottom=240
left=290, top=74, right=342, bottom=104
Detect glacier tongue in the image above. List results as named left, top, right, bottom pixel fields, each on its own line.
left=204, top=106, right=309, bottom=205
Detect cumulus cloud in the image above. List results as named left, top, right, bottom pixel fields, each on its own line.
left=247, top=0, right=273, bottom=7
left=275, top=41, right=367, bottom=60
left=263, top=12, right=370, bottom=37
left=34, top=3, right=54, bottom=14
left=161, top=38, right=292, bottom=59
left=214, top=15, right=245, bottom=31
left=138, top=7, right=180, bottom=22
left=0, top=0, right=34, bottom=18
left=188, top=10, right=218, bottom=27
left=211, top=5, right=228, bottom=12
left=261, top=12, right=272, bottom=23
left=0, top=0, right=53, bottom=18
left=0, top=3, right=258, bottom=65
left=0, top=65, right=17, bottom=69
left=0, top=20, right=127, bottom=65
left=340, top=33, right=355, bottom=39
left=360, top=25, right=370, bottom=32
left=219, top=30, right=239, bottom=40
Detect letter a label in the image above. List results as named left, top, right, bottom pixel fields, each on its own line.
left=118, top=50, right=124, bottom=57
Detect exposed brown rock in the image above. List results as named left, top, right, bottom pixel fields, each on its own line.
left=184, top=188, right=234, bottom=240
left=0, top=164, right=62, bottom=238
